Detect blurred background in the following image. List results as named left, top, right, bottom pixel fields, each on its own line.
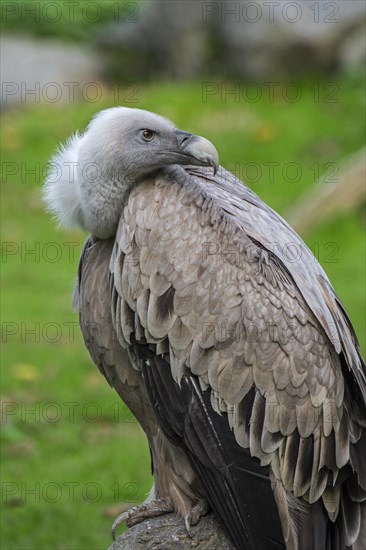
left=1, top=1, right=365, bottom=549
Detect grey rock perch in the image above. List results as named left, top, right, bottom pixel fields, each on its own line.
left=108, top=513, right=235, bottom=549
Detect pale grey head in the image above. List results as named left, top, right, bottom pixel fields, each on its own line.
left=44, top=107, right=219, bottom=239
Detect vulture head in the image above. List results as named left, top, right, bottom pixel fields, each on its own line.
left=44, top=107, right=219, bottom=239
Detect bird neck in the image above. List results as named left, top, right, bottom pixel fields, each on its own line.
left=79, top=172, right=134, bottom=239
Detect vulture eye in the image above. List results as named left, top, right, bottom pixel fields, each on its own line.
left=142, top=129, right=155, bottom=141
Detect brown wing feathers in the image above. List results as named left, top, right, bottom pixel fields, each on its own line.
left=71, top=161, right=366, bottom=549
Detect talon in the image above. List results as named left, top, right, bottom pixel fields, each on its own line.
left=184, top=498, right=210, bottom=535
left=112, top=511, right=128, bottom=540
left=111, top=498, right=173, bottom=540
left=184, top=514, right=192, bottom=537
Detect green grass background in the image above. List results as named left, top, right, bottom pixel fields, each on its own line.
left=1, top=75, right=365, bottom=550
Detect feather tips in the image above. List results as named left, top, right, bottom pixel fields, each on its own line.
left=106, top=164, right=364, bottom=545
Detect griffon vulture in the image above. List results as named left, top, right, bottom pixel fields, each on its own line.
left=44, top=107, right=366, bottom=550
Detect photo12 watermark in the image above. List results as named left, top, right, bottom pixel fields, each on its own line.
left=1, top=1, right=140, bottom=25
left=220, top=160, right=339, bottom=185
left=2, top=241, right=81, bottom=264
left=201, top=239, right=340, bottom=268
left=202, top=81, right=339, bottom=104
left=1, top=480, right=140, bottom=504
left=201, top=2, right=340, bottom=24
left=1, top=81, right=140, bottom=106
left=1, top=399, right=137, bottom=424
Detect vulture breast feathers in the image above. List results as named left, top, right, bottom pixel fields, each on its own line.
left=45, top=107, right=366, bottom=550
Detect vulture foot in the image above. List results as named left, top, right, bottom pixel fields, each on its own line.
left=184, top=498, right=211, bottom=534
left=111, top=497, right=173, bottom=539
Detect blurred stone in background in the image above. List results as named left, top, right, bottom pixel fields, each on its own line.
left=97, top=1, right=210, bottom=81
left=97, top=0, right=366, bottom=81
left=1, top=36, right=102, bottom=108
left=2, top=0, right=365, bottom=107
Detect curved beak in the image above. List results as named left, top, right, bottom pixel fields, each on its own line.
left=174, top=129, right=219, bottom=175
